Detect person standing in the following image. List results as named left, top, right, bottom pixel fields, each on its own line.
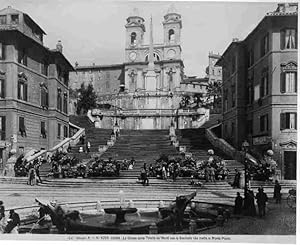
left=232, top=168, right=241, bottom=188
left=0, top=201, right=4, bottom=219
left=273, top=180, right=281, bottom=204
left=256, top=187, right=268, bottom=218
left=35, top=163, right=42, bottom=184
left=234, top=192, right=243, bottom=215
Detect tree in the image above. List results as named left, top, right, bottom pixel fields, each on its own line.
left=76, top=83, right=97, bottom=114
left=206, top=80, right=222, bottom=108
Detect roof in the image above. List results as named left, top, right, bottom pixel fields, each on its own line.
left=75, top=63, right=124, bottom=70
left=182, top=77, right=209, bottom=85
left=0, top=6, right=46, bottom=34
left=215, top=41, right=242, bottom=66
left=50, top=50, right=75, bottom=71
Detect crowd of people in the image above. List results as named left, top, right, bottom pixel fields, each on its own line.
left=247, top=152, right=277, bottom=182
left=13, top=154, right=43, bottom=185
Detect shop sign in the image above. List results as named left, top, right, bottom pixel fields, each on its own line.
left=252, top=136, right=271, bottom=145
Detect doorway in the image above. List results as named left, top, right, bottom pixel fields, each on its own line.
left=284, top=151, right=296, bottom=180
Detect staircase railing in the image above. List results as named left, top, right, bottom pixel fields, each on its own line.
left=26, top=123, right=85, bottom=162
left=206, top=124, right=258, bottom=164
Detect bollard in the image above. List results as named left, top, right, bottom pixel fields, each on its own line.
left=216, top=215, right=224, bottom=227
left=189, top=220, right=197, bottom=234
left=149, top=223, right=158, bottom=234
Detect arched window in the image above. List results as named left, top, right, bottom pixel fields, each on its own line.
left=168, top=29, right=175, bottom=42
left=145, top=53, right=160, bottom=62
left=131, top=32, right=137, bottom=45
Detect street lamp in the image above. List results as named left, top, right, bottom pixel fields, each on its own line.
left=242, top=140, right=250, bottom=197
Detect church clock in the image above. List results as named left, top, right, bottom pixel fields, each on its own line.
left=129, top=52, right=137, bottom=62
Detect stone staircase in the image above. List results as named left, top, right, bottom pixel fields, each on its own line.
left=69, top=115, right=112, bottom=160
left=101, top=129, right=181, bottom=177
left=176, top=128, right=231, bottom=160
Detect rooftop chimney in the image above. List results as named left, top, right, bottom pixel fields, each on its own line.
left=56, top=40, right=63, bottom=53
left=232, top=38, right=239, bottom=42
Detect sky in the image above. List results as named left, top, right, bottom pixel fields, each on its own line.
left=0, top=0, right=280, bottom=77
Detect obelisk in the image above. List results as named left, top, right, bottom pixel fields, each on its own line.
left=145, top=16, right=157, bottom=91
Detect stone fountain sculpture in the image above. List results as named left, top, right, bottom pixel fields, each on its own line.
left=35, top=191, right=197, bottom=234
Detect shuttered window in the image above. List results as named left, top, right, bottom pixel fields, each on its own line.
left=281, top=72, right=297, bottom=93
left=0, top=79, right=4, bottom=98
left=18, top=81, right=28, bottom=101
left=280, top=113, right=297, bottom=130
left=41, top=121, right=47, bottom=138
left=0, top=116, right=5, bottom=140
left=260, top=114, right=269, bottom=132
left=19, top=117, right=26, bottom=137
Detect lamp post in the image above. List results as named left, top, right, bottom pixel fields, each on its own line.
left=242, top=140, right=250, bottom=198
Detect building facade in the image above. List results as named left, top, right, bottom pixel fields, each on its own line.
left=0, top=6, right=73, bottom=171
left=70, top=7, right=208, bottom=130
left=217, top=3, right=298, bottom=179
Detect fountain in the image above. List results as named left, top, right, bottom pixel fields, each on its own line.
left=18, top=192, right=224, bottom=234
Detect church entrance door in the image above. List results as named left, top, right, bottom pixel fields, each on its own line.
left=141, top=118, right=154, bottom=129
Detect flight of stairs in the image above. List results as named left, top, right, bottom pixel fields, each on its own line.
left=69, top=116, right=112, bottom=160
left=176, top=128, right=230, bottom=160
left=101, top=129, right=181, bottom=177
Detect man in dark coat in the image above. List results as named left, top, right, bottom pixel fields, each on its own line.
left=256, top=187, right=268, bottom=218
left=0, top=201, right=4, bottom=219
left=4, top=210, right=20, bottom=233
left=232, top=168, right=240, bottom=188
left=234, top=192, right=243, bottom=215
left=273, top=180, right=281, bottom=204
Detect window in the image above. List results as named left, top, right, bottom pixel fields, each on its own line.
left=0, top=116, right=5, bottom=140
left=41, top=86, right=49, bottom=109
left=63, top=125, right=68, bottom=138
left=130, top=32, right=137, bottom=45
left=281, top=72, right=297, bottom=93
left=168, top=29, right=175, bottom=42
left=246, top=77, right=254, bottom=105
left=41, top=61, right=48, bottom=76
left=260, top=114, right=269, bottom=132
left=248, top=49, right=254, bottom=67
left=63, top=73, right=69, bottom=86
left=231, top=55, right=236, bottom=73
left=0, top=43, right=5, bottom=60
left=57, top=65, right=63, bottom=81
left=18, top=80, right=28, bottom=101
left=231, top=122, right=235, bottom=136
left=280, top=113, right=297, bottom=130
left=247, top=119, right=253, bottom=135
left=57, top=123, right=61, bottom=139
left=41, top=121, right=46, bottom=138
left=19, top=117, right=26, bottom=137
left=0, top=15, right=7, bottom=24
left=231, top=83, right=236, bottom=108
left=11, top=14, right=19, bottom=24
left=260, top=33, right=269, bottom=57
left=223, top=89, right=228, bottom=112
left=0, top=79, right=5, bottom=98
left=281, top=29, right=297, bottom=49
left=63, top=92, right=68, bottom=114
left=57, top=88, right=62, bottom=111
left=18, top=48, right=27, bottom=66
left=260, top=69, right=269, bottom=98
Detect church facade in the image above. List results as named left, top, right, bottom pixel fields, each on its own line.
left=70, top=8, right=208, bottom=130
